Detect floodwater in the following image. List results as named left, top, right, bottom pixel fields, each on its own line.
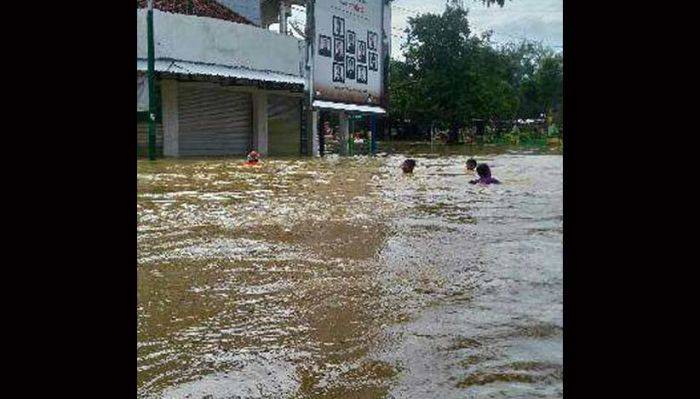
left=137, top=143, right=563, bottom=398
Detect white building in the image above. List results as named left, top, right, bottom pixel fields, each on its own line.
left=137, top=0, right=308, bottom=157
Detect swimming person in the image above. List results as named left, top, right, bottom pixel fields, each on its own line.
left=466, top=158, right=477, bottom=171
left=244, top=150, right=261, bottom=166
left=401, top=159, right=416, bottom=174
left=469, top=163, right=501, bottom=185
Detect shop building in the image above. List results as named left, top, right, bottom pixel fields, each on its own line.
left=137, top=0, right=307, bottom=157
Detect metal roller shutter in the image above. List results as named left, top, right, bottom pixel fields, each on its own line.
left=178, top=82, right=253, bottom=156
left=268, top=96, right=301, bottom=156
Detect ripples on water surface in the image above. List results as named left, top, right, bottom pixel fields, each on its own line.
left=137, top=144, right=563, bottom=398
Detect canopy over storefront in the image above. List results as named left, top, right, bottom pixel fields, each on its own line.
left=312, top=100, right=386, bottom=114
left=137, top=59, right=305, bottom=91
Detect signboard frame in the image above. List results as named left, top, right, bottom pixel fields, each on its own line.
left=310, top=0, right=389, bottom=107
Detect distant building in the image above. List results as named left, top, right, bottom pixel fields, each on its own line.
left=137, top=0, right=307, bottom=157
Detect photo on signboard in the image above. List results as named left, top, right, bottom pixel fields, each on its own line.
left=318, top=35, right=332, bottom=57
left=367, top=31, right=378, bottom=51
left=347, top=30, right=356, bottom=54
left=357, top=40, right=367, bottom=64
left=334, top=37, right=345, bottom=62
left=346, top=56, right=356, bottom=80
left=369, top=52, right=378, bottom=71
left=332, top=16, right=345, bottom=37
left=332, top=62, right=345, bottom=83
left=357, top=64, right=367, bottom=84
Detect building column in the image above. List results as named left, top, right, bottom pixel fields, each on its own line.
left=279, top=1, right=288, bottom=35
left=252, top=90, right=268, bottom=156
left=161, top=79, right=179, bottom=157
left=338, top=111, right=349, bottom=155
left=311, top=110, right=320, bottom=157
left=370, top=114, right=378, bottom=155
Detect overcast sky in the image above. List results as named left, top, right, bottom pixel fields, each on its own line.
left=286, top=0, right=562, bottom=59
left=390, top=0, right=562, bottom=58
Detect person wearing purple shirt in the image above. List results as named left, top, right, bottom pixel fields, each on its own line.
left=469, top=163, right=501, bottom=185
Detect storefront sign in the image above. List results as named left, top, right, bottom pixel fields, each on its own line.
left=313, top=0, right=386, bottom=106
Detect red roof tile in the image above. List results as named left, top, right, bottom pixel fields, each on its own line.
left=137, top=0, right=253, bottom=25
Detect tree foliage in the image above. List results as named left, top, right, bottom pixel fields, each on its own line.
left=388, top=2, right=562, bottom=141
left=499, top=41, right=563, bottom=119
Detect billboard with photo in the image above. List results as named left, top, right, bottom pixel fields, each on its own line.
left=313, top=0, right=386, bottom=106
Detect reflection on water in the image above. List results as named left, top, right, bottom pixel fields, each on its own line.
left=137, top=143, right=563, bottom=398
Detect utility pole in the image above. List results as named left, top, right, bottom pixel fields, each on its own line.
left=147, top=0, right=156, bottom=160
left=302, top=1, right=315, bottom=156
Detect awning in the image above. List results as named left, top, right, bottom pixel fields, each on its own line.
left=136, top=59, right=306, bottom=88
left=313, top=100, right=386, bottom=114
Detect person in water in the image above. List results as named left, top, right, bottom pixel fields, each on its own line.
left=466, top=158, right=477, bottom=171
left=244, top=150, right=260, bottom=165
left=401, top=159, right=416, bottom=173
left=469, top=163, right=501, bottom=185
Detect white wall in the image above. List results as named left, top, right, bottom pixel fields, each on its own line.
left=137, top=73, right=148, bottom=111
left=137, top=9, right=305, bottom=77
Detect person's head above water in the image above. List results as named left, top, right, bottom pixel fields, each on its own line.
left=401, top=159, right=416, bottom=173
left=466, top=158, right=477, bottom=170
left=246, top=150, right=260, bottom=163
left=476, top=163, right=491, bottom=178
left=469, top=163, right=500, bottom=184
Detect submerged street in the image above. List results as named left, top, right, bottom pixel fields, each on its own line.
left=137, top=144, right=563, bottom=398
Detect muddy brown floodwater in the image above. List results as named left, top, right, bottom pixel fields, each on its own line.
left=137, top=144, right=563, bottom=399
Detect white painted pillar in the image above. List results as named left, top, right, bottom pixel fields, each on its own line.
left=338, top=111, right=349, bottom=155
left=161, top=79, right=179, bottom=157
left=252, top=90, right=269, bottom=156
left=311, top=110, right=320, bottom=157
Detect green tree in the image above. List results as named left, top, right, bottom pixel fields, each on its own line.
left=398, top=2, right=518, bottom=142
left=533, top=53, right=563, bottom=121
left=387, top=2, right=562, bottom=141
left=402, top=4, right=471, bottom=138
left=388, top=59, right=422, bottom=137
left=499, top=41, right=562, bottom=119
